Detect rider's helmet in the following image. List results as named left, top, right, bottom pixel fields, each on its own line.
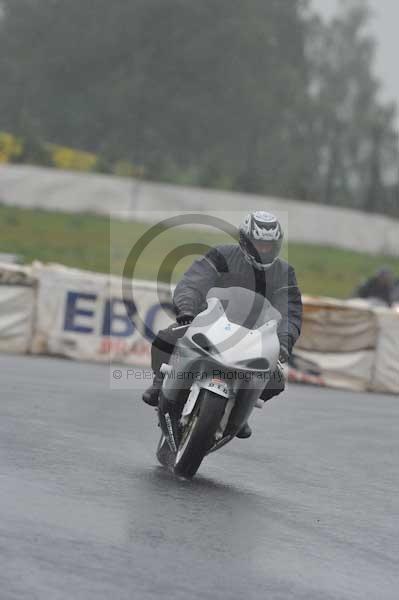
left=239, top=211, right=283, bottom=270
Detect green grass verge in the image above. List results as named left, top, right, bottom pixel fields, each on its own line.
left=1, top=204, right=398, bottom=298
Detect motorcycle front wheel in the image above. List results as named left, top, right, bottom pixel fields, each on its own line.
left=174, top=389, right=227, bottom=479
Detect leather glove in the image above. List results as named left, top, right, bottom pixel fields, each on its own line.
left=278, top=334, right=291, bottom=364
left=279, top=345, right=290, bottom=364
left=176, top=313, right=194, bottom=326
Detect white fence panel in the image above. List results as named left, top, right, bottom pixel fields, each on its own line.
left=0, top=263, right=35, bottom=354
left=31, top=264, right=174, bottom=365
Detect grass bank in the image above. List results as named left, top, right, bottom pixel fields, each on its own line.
left=1, top=204, right=397, bottom=298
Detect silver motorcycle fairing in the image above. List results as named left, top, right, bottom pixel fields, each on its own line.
left=187, top=296, right=280, bottom=371
left=161, top=288, right=281, bottom=438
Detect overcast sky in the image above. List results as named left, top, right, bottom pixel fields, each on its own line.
left=315, top=0, right=399, bottom=119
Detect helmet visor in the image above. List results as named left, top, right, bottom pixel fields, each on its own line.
left=252, top=240, right=276, bottom=260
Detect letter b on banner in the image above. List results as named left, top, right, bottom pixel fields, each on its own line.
left=102, top=298, right=137, bottom=337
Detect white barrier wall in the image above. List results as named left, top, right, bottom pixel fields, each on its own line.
left=290, top=349, right=375, bottom=392
left=373, top=310, right=399, bottom=394
left=291, top=296, right=399, bottom=394
left=1, top=164, right=399, bottom=256
left=295, top=298, right=378, bottom=354
left=0, top=263, right=36, bottom=354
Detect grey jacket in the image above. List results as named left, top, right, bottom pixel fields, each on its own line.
left=173, top=244, right=302, bottom=355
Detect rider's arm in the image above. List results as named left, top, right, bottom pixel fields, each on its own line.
left=272, top=264, right=303, bottom=357
left=173, top=248, right=222, bottom=318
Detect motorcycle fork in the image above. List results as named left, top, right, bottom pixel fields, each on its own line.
left=158, top=392, right=182, bottom=454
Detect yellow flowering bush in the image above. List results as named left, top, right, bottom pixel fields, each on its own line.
left=0, top=132, right=23, bottom=163
left=50, top=145, right=98, bottom=171
left=0, top=131, right=142, bottom=177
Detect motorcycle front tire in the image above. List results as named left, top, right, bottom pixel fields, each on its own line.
left=174, top=389, right=227, bottom=479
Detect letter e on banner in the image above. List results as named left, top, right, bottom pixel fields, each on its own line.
left=64, top=292, right=96, bottom=334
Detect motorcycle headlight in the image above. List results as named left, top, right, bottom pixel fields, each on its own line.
left=191, top=333, right=217, bottom=355
left=237, top=358, right=270, bottom=370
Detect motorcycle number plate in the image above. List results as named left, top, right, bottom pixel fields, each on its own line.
left=208, top=379, right=228, bottom=397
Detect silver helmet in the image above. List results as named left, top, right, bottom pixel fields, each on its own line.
left=239, top=211, right=283, bottom=270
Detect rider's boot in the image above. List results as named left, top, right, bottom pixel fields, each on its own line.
left=142, top=373, right=163, bottom=407
left=236, top=422, right=252, bottom=439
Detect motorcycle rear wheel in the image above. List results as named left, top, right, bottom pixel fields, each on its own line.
left=174, top=389, right=227, bottom=479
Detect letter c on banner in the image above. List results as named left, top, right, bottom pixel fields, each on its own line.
left=144, top=302, right=175, bottom=341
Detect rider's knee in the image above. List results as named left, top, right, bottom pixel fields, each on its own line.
left=260, top=368, right=286, bottom=402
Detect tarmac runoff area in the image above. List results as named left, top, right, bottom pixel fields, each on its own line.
left=0, top=354, right=398, bottom=599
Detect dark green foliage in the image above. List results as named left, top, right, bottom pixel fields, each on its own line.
left=0, top=0, right=397, bottom=214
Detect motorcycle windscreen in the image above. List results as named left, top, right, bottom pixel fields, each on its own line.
left=205, top=286, right=281, bottom=330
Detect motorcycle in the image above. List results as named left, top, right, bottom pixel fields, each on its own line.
left=156, top=286, right=281, bottom=479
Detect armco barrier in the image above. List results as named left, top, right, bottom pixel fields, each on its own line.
left=0, top=261, right=398, bottom=394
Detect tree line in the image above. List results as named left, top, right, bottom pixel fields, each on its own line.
left=0, top=0, right=397, bottom=216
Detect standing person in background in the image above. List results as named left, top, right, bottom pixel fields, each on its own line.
left=354, top=268, right=396, bottom=307
left=392, top=278, right=399, bottom=305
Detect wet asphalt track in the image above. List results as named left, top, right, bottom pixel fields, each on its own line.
left=1, top=355, right=398, bottom=600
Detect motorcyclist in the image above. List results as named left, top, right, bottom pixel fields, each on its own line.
left=143, top=211, right=303, bottom=438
